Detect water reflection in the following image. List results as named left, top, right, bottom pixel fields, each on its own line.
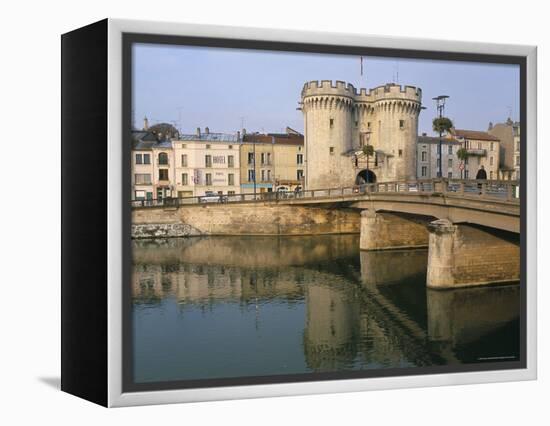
left=132, top=235, right=520, bottom=383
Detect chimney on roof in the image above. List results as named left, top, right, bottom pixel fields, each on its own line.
left=143, top=116, right=149, bottom=131
left=488, top=122, right=493, bottom=131
left=196, top=127, right=201, bottom=137
left=237, top=131, right=241, bottom=141
left=205, top=126, right=210, bottom=135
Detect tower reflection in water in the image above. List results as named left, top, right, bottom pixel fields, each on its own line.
left=131, top=235, right=519, bottom=383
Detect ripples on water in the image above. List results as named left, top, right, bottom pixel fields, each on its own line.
left=131, top=235, right=520, bottom=383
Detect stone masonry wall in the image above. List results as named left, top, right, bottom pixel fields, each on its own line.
left=360, top=211, right=429, bottom=250
left=427, top=220, right=520, bottom=289
left=132, top=203, right=360, bottom=238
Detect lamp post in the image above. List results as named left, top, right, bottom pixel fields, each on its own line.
left=433, top=95, right=449, bottom=178
left=253, top=140, right=257, bottom=199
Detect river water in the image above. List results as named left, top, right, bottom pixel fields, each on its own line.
left=131, top=235, right=520, bottom=384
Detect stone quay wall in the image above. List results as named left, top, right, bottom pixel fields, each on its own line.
left=132, top=203, right=360, bottom=238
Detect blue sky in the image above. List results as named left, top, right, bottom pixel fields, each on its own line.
left=133, top=43, right=519, bottom=136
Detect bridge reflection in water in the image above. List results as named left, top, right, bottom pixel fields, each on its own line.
left=131, top=235, right=520, bottom=383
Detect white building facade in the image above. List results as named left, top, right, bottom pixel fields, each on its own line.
left=173, top=128, right=241, bottom=197
left=416, top=135, right=463, bottom=179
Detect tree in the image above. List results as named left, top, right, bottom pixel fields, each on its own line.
left=362, top=144, right=374, bottom=157
left=432, top=117, right=454, bottom=134
left=457, top=147, right=469, bottom=179
left=362, top=144, right=375, bottom=184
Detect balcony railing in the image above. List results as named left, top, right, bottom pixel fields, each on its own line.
left=466, top=148, right=486, bottom=156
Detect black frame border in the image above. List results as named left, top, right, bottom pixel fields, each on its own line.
left=121, top=32, right=528, bottom=394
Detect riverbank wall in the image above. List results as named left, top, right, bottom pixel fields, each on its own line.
left=131, top=203, right=360, bottom=239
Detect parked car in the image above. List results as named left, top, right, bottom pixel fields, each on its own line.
left=200, top=191, right=226, bottom=203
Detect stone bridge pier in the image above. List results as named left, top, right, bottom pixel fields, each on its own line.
left=426, top=220, right=520, bottom=289
left=359, top=211, right=430, bottom=251
left=360, top=211, right=520, bottom=289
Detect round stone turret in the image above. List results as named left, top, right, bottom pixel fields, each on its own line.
left=301, top=81, right=422, bottom=189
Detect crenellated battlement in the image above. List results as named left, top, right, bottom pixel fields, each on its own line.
left=302, top=80, right=357, bottom=99
left=302, top=81, right=421, bottom=105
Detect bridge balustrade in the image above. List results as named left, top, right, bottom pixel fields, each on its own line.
left=130, top=178, right=520, bottom=208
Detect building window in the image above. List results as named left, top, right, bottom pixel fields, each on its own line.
left=205, top=173, right=212, bottom=185
left=490, top=142, right=494, bottom=151
left=465, top=170, right=469, bottom=179
left=267, top=153, right=271, bottom=165
left=478, top=142, right=482, bottom=149
left=205, top=155, right=212, bottom=168
left=228, top=155, right=234, bottom=168
left=228, top=190, right=235, bottom=195
left=516, top=141, right=520, bottom=152
left=181, top=154, right=187, bottom=167
left=206, top=144, right=211, bottom=149
left=135, top=153, right=143, bottom=164
left=329, top=118, right=334, bottom=128
left=465, top=157, right=469, bottom=165
left=228, top=173, right=234, bottom=186
left=248, top=170, right=255, bottom=182
left=490, top=171, right=494, bottom=180
left=421, top=151, right=427, bottom=162
left=437, top=158, right=441, bottom=169
left=248, top=152, right=254, bottom=165
left=448, top=145, right=453, bottom=155
left=398, top=149, right=403, bottom=157
left=399, top=120, right=405, bottom=129
left=261, top=170, right=266, bottom=181
left=158, top=152, right=168, bottom=165
left=421, top=166, right=427, bottom=177
left=181, top=144, right=186, bottom=149
left=515, top=155, right=520, bottom=166
left=143, top=153, right=151, bottom=164
left=329, top=147, right=334, bottom=155
left=297, top=154, right=303, bottom=165
left=182, top=173, right=188, bottom=185
left=158, top=169, right=168, bottom=181
left=135, top=173, right=151, bottom=184
left=297, top=169, right=304, bottom=180
left=228, top=145, right=233, bottom=149
left=261, top=153, right=266, bottom=165
left=448, top=171, right=453, bottom=178
left=490, top=156, right=494, bottom=166
left=267, top=170, right=271, bottom=181
left=367, top=122, right=371, bottom=129
left=134, top=190, right=145, bottom=200
left=448, top=158, right=453, bottom=168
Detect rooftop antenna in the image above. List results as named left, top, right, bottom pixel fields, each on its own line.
left=507, top=105, right=513, bottom=119
left=240, top=116, right=246, bottom=130
left=396, top=60, right=399, bottom=84
left=360, top=56, right=367, bottom=87
left=176, top=107, right=185, bottom=133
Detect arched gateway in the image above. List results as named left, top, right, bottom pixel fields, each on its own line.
left=356, top=169, right=377, bottom=185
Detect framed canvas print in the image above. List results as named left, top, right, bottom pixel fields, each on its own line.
left=61, top=18, right=537, bottom=407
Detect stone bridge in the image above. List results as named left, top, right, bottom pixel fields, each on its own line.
left=132, top=179, right=520, bottom=289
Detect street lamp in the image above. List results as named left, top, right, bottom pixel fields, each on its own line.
left=433, top=95, right=449, bottom=178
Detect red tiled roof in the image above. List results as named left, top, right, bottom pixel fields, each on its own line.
left=453, top=129, right=500, bottom=142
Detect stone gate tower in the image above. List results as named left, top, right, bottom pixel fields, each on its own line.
left=301, top=81, right=422, bottom=190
